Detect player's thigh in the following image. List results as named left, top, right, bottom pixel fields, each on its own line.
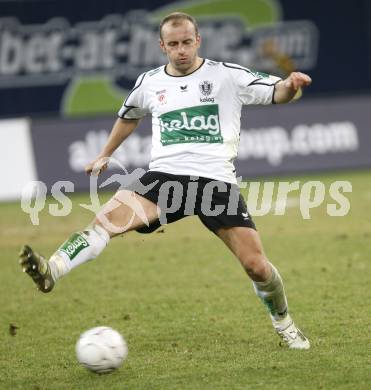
left=93, top=190, right=160, bottom=237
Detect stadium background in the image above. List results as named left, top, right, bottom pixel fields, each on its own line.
left=0, top=1, right=370, bottom=389
left=1, top=0, right=371, bottom=199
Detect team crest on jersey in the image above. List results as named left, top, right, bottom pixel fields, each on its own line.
left=199, top=81, right=213, bottom=96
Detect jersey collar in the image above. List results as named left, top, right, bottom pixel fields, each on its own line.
left=164, top=59, right=206, bottom=78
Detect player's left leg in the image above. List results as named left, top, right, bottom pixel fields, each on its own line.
left=216, top=226, right=310, bottom=349
left=19, top=190, right=160, bottom=293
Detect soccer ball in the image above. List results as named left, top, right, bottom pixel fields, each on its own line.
left=76, top=326, right=128, bottom=373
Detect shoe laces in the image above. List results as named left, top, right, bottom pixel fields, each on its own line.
left=276, top=321, right=298, bottom=342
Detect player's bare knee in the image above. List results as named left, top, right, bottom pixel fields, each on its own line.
left=239, top=252, right=269, bottom=279
left=91, top=196, right=136, bottom=237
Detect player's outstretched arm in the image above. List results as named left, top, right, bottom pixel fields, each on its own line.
left=273, top=72, right=312, bottom=104
left=85, top=118, right=141, bottom=175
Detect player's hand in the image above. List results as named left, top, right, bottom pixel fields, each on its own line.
left=284, top=72, right=312, bottom=91
left=85, top=156, right=110, bottom=176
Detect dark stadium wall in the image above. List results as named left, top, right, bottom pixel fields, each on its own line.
left=0, top=0, right=370, bottom=118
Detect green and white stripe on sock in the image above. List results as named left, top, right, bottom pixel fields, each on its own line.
left=49, top=225, right=110, bottom=281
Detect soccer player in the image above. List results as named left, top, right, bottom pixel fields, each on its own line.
left=20, top=12, right=312, bottom=349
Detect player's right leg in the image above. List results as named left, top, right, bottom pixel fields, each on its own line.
left=216, top=226, right=310, bottom=350
left=19, top=190, right=160, bottom=293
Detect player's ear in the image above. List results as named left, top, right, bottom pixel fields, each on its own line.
left=195, top=34, right=201, bottom=49
left=159, top=39, right=166, bottom=53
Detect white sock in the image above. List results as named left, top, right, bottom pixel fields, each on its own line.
left=48, top=225, right=110, bottom=281
left=272, top=313, right=292, bottom=331
left=253, top=263, right=288, bottom=321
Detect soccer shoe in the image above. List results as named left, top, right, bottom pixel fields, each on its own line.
left=273, top=315, right=310, bottom=350
left=19, top=245, right=54, bottom=293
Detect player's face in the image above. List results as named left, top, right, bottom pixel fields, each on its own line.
left=160, top=20, right=201, bottom=72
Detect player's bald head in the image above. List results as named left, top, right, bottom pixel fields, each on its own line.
left=159, top=12, right=199, bottom=40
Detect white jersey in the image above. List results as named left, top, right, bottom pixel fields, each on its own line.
left=118, top=59, right=281, bottom=184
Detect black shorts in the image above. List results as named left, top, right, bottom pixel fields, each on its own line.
left=127, top=171, right=256, bottom=234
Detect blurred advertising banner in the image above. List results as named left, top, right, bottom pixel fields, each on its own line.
left=235, top=95, right=370, bottom=176
left=29, top=95, right=371, bottom=192
left=0, top=118, right=37, bottom=200
left=1, top=0, right=370, bottom=117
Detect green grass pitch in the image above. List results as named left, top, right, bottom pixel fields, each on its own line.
left=1, top=170, right=370, bottom=389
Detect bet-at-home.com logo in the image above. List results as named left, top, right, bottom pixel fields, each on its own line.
left=0, top=0, right=318, bottom=116
left=159, top=104, right=223, bottom=146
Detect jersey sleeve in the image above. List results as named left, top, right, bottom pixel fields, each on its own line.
left=223, top=63, right=281, bottom=105
left=118, top=72, right=150, bottom=119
